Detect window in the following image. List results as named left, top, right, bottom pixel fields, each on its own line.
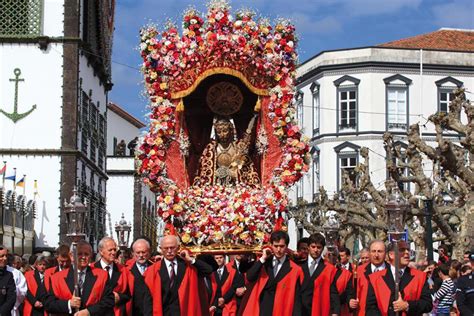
left=0, top=0, right=42, bottom=37
left=439, top=90, right=455, bottom=113
left=311, top=82, right=320, bottom=135
left=296, top=91, right=303, bottom=125
left=339, top=89, right=357, bottom=129
left=334, top=75, right=360, bottom=132
left=340, top=156, right=357, bottom=184
left=384, top=74, right=411, bottom=131
left=312, top=154, right=320, bottom=201
left=436, top=77, right=463, bottom=113
left=334, top=141, right=360, bottom=190
left=387, top=88, right=407, bottom=130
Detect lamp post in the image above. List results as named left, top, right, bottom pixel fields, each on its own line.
left=386, top=188, right=410, bottom=315
left=64, top=188, right=88, bottom=304
left=323, top=214, right=340, bottom=254
left=115, top=213, right=131, bottom=264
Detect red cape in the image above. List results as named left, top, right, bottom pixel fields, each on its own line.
left=311, top=263, right=337, bottom=316
left=240, top=259, right=303, bottom=316
left=50, top=267, right=108, bottom=306
left=369, top=268, right=426, bottom=316
left=144, top=259, right=204, bottom=316
left=354, top=262, right=370, bottom=316
left=210, top=262, right=239, bottom=316
left=94, top=261, right=131, bottom=316
left=23, top=270, right=47, bottom=316
left=336, top=268, right=353, bottom=316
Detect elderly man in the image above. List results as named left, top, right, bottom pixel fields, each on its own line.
left=358, top=248, right=370, bottom=265
left=0, top=245, right=16, bottom=316
left=126, top=238, right=152, bottom=316
left=43, top=240, right=114, bottom=315
left=366, top=241, right=432, bottom=315
left=94, top=237, right=131, bottom=316
left=350, top=240, right=387, bottom=315
left=144, top=235, right=213, bottom=316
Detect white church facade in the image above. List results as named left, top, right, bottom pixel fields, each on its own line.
left=0, top=0, right=115, bottom=251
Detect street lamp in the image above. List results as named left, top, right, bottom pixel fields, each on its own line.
left=115, top=213, right=131, bottom=263
left=64, top=188, right=88, bottom=304
left=385, top=188, right=410, bottom=314
left=323, top=214, right=340, bottom=253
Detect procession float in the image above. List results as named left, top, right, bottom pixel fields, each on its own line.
left=137, top=0, right=310, bottom=253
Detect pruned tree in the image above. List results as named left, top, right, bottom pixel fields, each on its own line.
left=289, top=89, right=473, bottom=259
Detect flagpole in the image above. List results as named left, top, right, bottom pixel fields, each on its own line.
left=1, top=161, right=6, bottom=188
left=22, top=175, right=26, bottom=196
left=13, top=168, right=17, bottom=192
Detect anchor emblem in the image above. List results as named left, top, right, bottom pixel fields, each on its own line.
left=0, top=68, right=37, bottom=123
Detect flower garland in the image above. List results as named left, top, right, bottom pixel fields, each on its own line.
left=138, top=0, right=310, bottom=245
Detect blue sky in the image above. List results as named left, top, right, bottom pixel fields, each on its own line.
left=110, top=0, right=474, bottom=121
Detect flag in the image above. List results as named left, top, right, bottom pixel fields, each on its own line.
left=33, top=180, right=40, bottom=199
left=16, top=176, right=25, bottom=188
left=0, top=163, right=5, bottom=176
left=5, top=174, right=16, bottom=181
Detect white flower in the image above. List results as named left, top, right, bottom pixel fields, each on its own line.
left=287, top=41, right=294, bottom=48
left=140, top=43, right=147, bottom=50
left=190, top=18, right=197, bottom=24
left=234, top=20, right=242, bottom=27
left=215, top=11, right=224, bottom=20
left=164, top=40, right=171, bottom=46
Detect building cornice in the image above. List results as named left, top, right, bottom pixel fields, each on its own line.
left=0, top=148, right=108, bottom=179
left=297, top=61, right=474, bottom=86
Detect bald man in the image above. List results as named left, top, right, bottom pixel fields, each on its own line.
left=144, top=235, right=213, bottom=316
left=350, top=240, right=388, bottom=315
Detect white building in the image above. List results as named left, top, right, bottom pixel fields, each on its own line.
left=292, top=28, right=474, bottom=206
left=0, top=0, right=114, bottom=250
left=106, top=103, right=159, bottom=249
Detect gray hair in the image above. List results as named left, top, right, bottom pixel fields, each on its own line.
left=159, top=235, right=180, bottom=247
left=98, top=237, right=116, bottom=251
left=35, top=255, right=48, bottom=264
left=368, top=239, right=386, bottom=251
left=132, top=238, right=151, bottom=251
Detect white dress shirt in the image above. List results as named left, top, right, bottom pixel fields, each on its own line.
left=371, top=262, right=386, bottom=273
left=7, top=266, right=27, bottom=316
left=342, top=262, right=351, bottom=270
left=164, top=258, right=178, bottom=277
left=272, top=255, right=286, bottom=276
left=308, top=255, right=322, bottom=272
left=100, top=259, right=113, bottom=278
left=390, top=265, right=406, bottom=281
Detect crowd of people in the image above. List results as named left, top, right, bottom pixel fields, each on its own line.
left=0, top=231, right=473, bottom=316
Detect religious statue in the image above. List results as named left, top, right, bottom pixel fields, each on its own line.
left=116, top=139, right=126, bottom=156
left=193, top=115, right=260, bottom=187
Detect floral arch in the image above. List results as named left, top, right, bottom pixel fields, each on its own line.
left=137, top=0, right=310, bottom=247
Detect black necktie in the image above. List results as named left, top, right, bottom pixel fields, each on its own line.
left=105, top=265, right=111, bottom=278
left=169, top=262, right=175, bottom=288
